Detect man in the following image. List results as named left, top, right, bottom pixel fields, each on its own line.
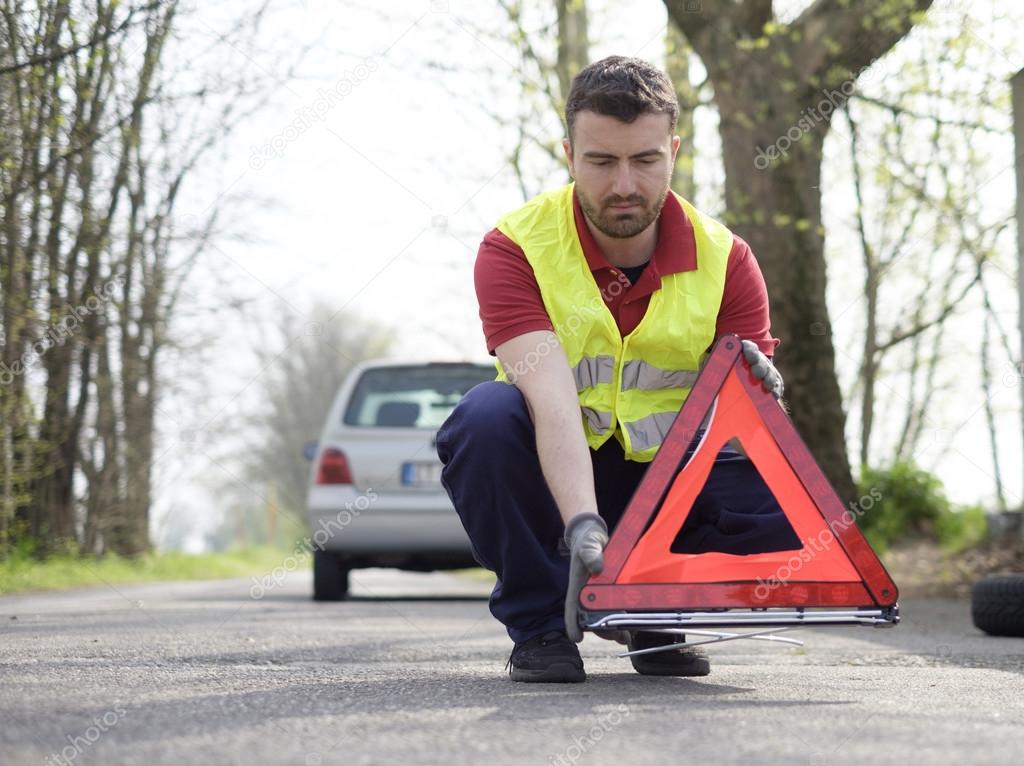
left=436, top=56, right=799, bottom=683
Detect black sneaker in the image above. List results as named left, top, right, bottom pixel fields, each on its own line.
left=506, top=630, right=586, bottom=683
left=626, top=632, right=711, bottom=677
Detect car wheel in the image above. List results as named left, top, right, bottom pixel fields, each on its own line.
left=971, top=574, right=1024, bottom=637
left=313, top=549, right=350, bottom=601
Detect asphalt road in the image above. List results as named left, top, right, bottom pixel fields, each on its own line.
left=1, top=568, right=1022, bottom=766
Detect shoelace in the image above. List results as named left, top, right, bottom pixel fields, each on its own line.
left=505, top=631, right=563, bottom=673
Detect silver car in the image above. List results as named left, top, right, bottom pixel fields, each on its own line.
left=305, top=360, right=497, bottom=599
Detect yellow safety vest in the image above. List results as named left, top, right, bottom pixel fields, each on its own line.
left=494, top=182, right=732, bottom=461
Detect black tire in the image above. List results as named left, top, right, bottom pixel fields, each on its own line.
left=971, top=574, right=1024, bottom=637
left=313, top=549, right=350, bottom=601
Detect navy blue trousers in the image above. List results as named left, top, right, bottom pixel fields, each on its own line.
left=435, top=381, right=800, bottom=643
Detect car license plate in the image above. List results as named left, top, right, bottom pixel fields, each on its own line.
left=401, top=461, right=442, bottom=487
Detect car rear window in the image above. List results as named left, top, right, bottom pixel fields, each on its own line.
left=343, top=364, right=496, bottom=428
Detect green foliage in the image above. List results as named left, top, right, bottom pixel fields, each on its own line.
left=934, top=503, right=989, bottom=553
left=856, top=461, right=988, bottom=552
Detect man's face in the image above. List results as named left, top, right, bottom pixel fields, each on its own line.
left=563, top=111, right=680, bottom=239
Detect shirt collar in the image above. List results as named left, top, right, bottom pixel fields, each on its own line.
left=571, top=185, right=698, bottom=278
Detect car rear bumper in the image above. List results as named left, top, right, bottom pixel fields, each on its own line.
left=306, top=486, right=473, bottom=555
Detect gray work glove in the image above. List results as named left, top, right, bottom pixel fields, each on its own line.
left=563, top=512, right=608, bottom=643
left=741, top=339, right=783, bottom=400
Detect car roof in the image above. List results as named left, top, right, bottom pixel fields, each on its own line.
left=353, top=358, right=494, bottom=371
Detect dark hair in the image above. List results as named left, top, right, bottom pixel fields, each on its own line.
left=564, top=55, right=678, bottom=146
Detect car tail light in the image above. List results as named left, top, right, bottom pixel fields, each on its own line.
left=317, top=448, right=353, bottom=485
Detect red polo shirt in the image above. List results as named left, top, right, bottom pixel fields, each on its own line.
left=474, top=187, right=779, bottom=358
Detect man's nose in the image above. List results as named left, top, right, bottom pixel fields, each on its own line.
left=611, top=161, right=637, bottom=197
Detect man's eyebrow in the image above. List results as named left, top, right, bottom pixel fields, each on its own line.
left=581, top=148, right=666, bottom=159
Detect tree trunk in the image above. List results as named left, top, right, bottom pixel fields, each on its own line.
left=665, top=20, right=696, bottom=200
left=845, top=106, right=879, bottom=471
left=720, top=127, right=857, bottom=501
left=30, top=1, right=121, bottom=548
left=1012, top=68, right=1024, bottom=510
left=555, top=0, right=588, bottom=104
left=666, top=0, right=934, bottom=503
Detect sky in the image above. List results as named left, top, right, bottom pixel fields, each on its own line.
left=143, top=0, right=1024, bottom=550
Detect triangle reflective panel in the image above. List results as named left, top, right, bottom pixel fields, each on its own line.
left=579, top=334, right=899, bottom=627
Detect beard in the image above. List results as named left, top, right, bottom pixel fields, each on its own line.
left=576, top=184, right=670, bottom=239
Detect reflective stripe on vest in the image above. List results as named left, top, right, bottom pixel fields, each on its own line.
left=573, top=355, right=615, bottom=391
left=581, top=406, right=613, bottom=435
left=620, top=360, right=699, bottom=392
left=622, top=411, right=679, bottom=453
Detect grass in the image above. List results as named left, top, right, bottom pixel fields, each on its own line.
left=0, top=545, right=290, bottom=596
left=452, top=567, right=497, bottom=583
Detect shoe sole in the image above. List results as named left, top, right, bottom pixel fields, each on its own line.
left=630, top=656, right=711, bottom=677
left=509, top=662, right=586, bottom=683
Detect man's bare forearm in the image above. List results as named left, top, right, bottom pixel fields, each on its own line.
left=529, top=387, right=599, bottom=527
left=496, top=331, right=599, bottom=527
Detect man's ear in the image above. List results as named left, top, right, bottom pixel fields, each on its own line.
left=562, top=137, right=574, bottom=180
left=670, top=134, right=681, bottom=164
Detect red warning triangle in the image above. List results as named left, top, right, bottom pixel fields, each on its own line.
left=580, top=334, right=898, bottom=613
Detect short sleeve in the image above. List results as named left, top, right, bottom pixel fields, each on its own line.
left=714, top=235, right=779, bottom=357
left=474, top=228, right=554, bottom=355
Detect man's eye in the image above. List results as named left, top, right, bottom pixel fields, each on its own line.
left=591, top=160, right=611, bottom=166
left=637, top=158, right=658, bottom=165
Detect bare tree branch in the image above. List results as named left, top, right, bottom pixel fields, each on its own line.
left=0, top=1, right=161, bottom=74
left=791, top=0, right=934, bottom=94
